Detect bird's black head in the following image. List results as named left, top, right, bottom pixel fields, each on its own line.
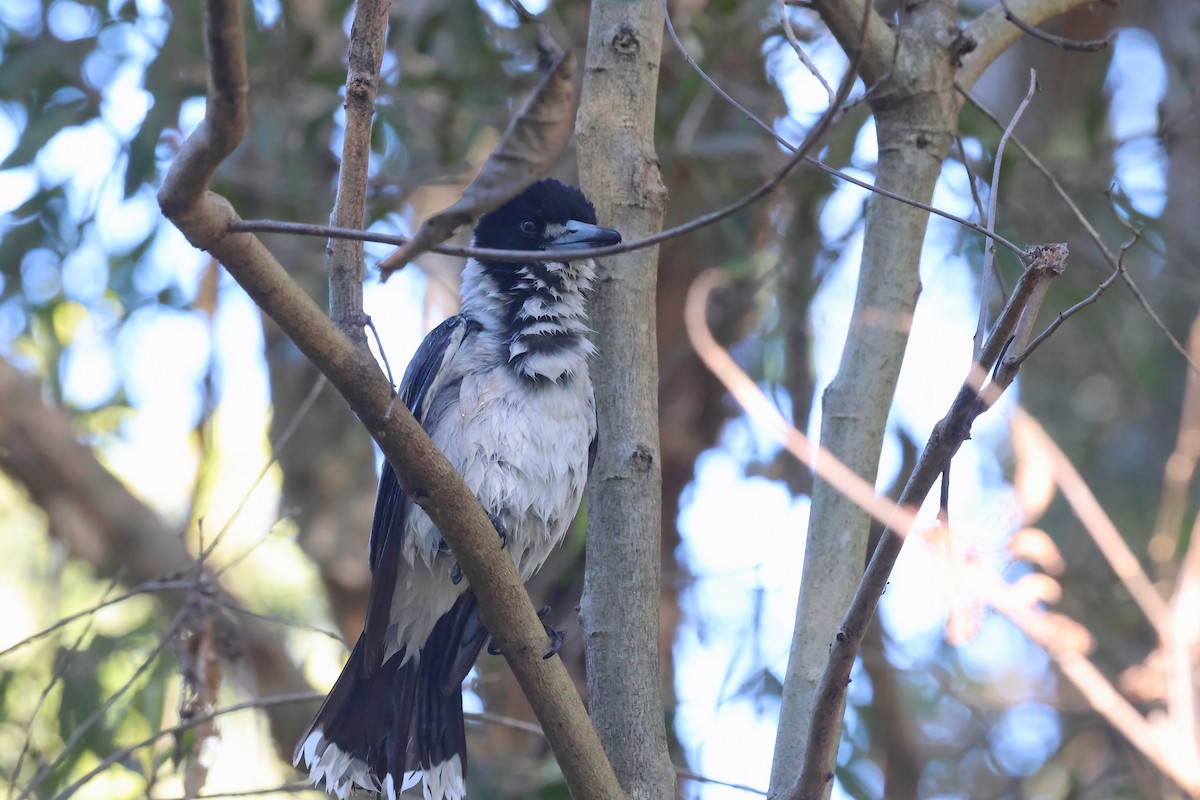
left=472, top=178, right=621, bottom=258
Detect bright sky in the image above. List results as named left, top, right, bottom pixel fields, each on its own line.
left=0, top=4, right=1171, bottom=797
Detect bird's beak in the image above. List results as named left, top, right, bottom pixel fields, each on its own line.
left=545, top=220, right=622, bottom=252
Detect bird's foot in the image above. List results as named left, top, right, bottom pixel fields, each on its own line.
left=489, top=513, right=509, bottom=549
left=486, top=606, right=563, bottom=659
left=448, top=514, right=509, bottom=586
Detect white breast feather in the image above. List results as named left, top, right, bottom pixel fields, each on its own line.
left=383, top=345, right=595, bottom=663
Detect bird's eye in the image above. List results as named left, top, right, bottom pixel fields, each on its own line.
left=519, top=220, right=538, bottom=238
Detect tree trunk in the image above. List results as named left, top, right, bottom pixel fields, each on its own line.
left=576, top=0, right=675, bottom=796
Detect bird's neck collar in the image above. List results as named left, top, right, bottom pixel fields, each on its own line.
left=460, top=257, right=597, bottom=384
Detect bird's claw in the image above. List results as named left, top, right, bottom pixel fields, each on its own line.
left=537, top=606, right=564, bottom=659
left=448, top=513, right=507, bottom=586
left=489, top=513, right=509, bottom=549
left=485, top=606, right=565, bottom=659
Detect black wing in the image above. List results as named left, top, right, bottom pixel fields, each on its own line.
left=361, top=314, right=468, bottom=671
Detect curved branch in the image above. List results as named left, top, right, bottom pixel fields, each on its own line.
left=810, top=0, right=895, bottom=86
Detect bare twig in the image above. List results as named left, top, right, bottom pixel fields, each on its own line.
left=997, top=0, right=1113, bottom=52
left=9, top=577, right=120, bottom=800
left=0, top=578, right=197, bottom=658
left=775, top=0, right=835, bottom=105
left=210, top=375, right=328, bottom=576
left=23, top=607, right=190, bottom=800
left=1007, top=192, right=1140, bottom=369
left=974, top=70, right=1037, bottom=360
left=203, top=374, right=327, bottom=566
left=49, top=692, right=324, bottom=800
left=959, top=85, right=1200, bottom=375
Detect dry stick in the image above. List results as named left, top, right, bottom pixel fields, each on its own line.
left=156, top=1, right=625, bottom=797
left=782, top=245, right=1068, bottom=800
left=51, top=692, right=324, bottom=800
left=974, top=70, right=1037, bottom=361
left=996, top=0, right=1114, bottom=52
left=959, top=85, right=1200, bottom=375
left=775, top=0, right=835, bottom=106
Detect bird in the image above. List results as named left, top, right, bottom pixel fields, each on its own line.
left=294, top=178, right=621, bottom=800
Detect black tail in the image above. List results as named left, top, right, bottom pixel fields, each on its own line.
left=296, top=593, right=489, bottom=800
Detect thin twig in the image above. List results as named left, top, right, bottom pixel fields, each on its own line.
left=1005, top=189, right=1141, bottom=369
left=24, top=607, right=190, bottom=800
left=49, top=692, right=324, bottom=800
left=9, top=577, right=121, bottom=800
left=204, top=373, right=327, bottom=565
left=210, top=596, right=345, bottom=643
left=365, top=315, right=395, bottom=387
left=0, top=578, right=199, bottom=659
left=958, top=85, right=1200, bottom=375
left=466, top=707, right=769, bottom=795
left=774, top=0, right=835, bottom=105
left=974, top=69, right=1037, bottom=360
left=153, top=785, right=313, bottom=799
left=997, top=0, right=1114, bottom=52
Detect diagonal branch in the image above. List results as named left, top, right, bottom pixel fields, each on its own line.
left=155, top=0, right=624, bottom=796
left=783, top=244, right=1068, bottom=800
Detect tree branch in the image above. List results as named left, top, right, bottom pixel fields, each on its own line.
left=325, top=0, right=389, bottom=336
left=785, top=244, right=1068, bottom=800
left=155, top=0, right=624, bottom=796
left=809, top=0, right=895, bottom=86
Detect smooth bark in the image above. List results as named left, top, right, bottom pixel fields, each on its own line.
left=576, top=0, right=675, bottom=797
